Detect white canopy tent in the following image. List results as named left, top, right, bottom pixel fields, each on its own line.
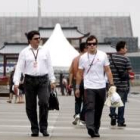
left=43, top=23, right=79, bottom=72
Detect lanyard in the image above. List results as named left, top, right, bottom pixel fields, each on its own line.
left=86, top=52, right=97, bottom=74
left=31, top=49, right=39, bottom=61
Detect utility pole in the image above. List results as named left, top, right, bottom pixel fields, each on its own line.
left=38, top=0, right=42, bottom=27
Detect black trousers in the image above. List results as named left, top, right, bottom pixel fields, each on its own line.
left=84, top=88, right=106, bottom=131
left=24, top=74, right=49, bottom=133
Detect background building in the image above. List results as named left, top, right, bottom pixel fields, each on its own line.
left=0, top=14, right=139, bottom=75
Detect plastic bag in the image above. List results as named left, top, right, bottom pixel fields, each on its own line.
left=105, top=86, right=124, bottom=107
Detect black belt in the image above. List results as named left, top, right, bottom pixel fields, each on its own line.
left=25, top=74, right=48, bottom=79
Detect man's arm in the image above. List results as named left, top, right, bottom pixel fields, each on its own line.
left=13, top=51, right=25, bottom=95
left=126, top=57, right=135, bottom=80
left=13, top=51, right=25, bottom=86
left=104, top=65, right=114, bottom=86
left=47, top=50, right=56, bottom=89
left=75, top=68, right=83, bottom=97
left=69, top=63, right=73, bottom=86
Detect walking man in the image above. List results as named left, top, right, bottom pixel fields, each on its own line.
left=75, top=35, right=114, bottom=138
left=69, top=42, right=87, bottom=125
left=109, top=41, right=133, bottom=127
left=13, top=30, right=56, bottom=137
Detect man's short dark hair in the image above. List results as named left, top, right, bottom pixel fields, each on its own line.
left=86, top=35, right=98, bottom=44
left=79, top=42, right=86, bottom=52
left=26, top=30, right=40, bottom=41
left=116, top=41, right=126, bottom=52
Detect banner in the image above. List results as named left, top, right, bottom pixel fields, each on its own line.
left=0, top=64, right=16, bottom=75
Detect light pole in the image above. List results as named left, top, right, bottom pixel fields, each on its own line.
left=38, top=0, right=42, bottom=27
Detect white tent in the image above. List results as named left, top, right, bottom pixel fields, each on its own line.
left=43, top=23, right=79, bottom=71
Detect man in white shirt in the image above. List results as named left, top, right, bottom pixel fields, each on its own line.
left=13, top=30, right=56, bottom=137
left=75, top=35, right=114, bottom=138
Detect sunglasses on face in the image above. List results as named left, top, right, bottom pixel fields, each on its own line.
left=87, top=43, right=97, bottom=46
left=33, top=37, right=41, bottom=40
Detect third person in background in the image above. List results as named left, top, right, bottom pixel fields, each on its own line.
left=69, top=42, right=87, bottom=125
left=109, top=41, right=134, bottom=127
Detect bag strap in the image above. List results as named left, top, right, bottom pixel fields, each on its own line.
left=110, top=54, right=120, bottom=74
left=110, top=54, right=127, bottom=81
left=86, top=52, right=97, bottom=74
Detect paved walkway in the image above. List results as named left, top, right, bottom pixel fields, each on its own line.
left=0, top=86, right=140, bottom=140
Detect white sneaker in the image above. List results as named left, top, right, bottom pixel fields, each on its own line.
left=72, top=114, right=80, bottom=125
left=79, top=120, right=86, bottom=126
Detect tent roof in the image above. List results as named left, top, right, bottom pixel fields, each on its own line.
left=39, top=26, right=90, bottom=39
left=43, top=23, right=79, bottom=70
left=0, top=43, right=27, bottom=55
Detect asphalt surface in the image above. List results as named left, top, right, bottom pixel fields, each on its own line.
left=0, top=86, right=140, bottom=140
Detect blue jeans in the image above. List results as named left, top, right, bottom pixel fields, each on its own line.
left=110, top=89, right=127, bottom=124
left=73, top=80, right=85, bottom=121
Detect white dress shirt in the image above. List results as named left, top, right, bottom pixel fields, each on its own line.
left=13, top=45, right=56, bottom=85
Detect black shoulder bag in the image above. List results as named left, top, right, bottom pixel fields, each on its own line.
left=49, top=89, right=59, bottom=110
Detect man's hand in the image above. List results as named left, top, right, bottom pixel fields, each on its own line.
left=50, top=83, right=56, bottom=89
left=14, top=85, right=19, bottom=95
left=75, top=89, right=80, bottom=98
left=108, top=86, right=116, bottom=96
left=67, top=85, right=72, bottom=90
left=68, top=84, right=72, bottom=88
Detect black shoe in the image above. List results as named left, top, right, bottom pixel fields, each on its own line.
left=40, top=130, right=49, bottom=137
left=111, top=117, right=116, bottom=126
left=109, top=114, right=118, bottom=126
left=118, top=123, right=126, bottom=127
left=88, top=129, right=95, bottom=138
left=7, top=100, right=12, bottom=103
left=109, top=114, right=116, bottom=126
left=31, top=133, right=39, bottom=137
left=94, top=129, right=100, bottom=137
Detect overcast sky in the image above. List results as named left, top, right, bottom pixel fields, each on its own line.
left=0, top=0, right=140, bottom=46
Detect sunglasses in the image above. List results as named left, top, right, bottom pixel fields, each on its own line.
left=33, top=37, right=41, bottom=40
left=87, top=43, right=97, bottom=46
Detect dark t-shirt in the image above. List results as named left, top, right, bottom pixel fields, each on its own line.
left=109, top=53, right=132, bottom=91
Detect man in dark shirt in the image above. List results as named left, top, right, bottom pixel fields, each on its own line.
left=109, top=41, right=133, bottom=127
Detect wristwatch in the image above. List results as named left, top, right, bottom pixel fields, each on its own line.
left=76, top=85, right=80, bottom=89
